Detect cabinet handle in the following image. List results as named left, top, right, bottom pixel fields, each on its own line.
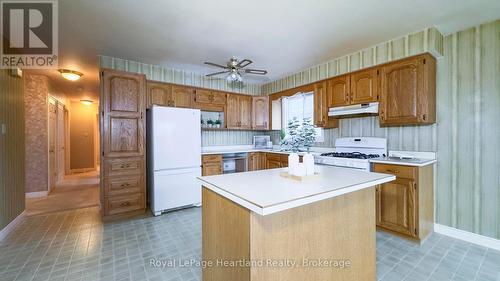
left=385, top=169, right=399, bottom=174
left=120, top=202, right=131, bottom=207
left=120, top=183, right=130, bottom=188
left=120, top=164, right=130, bottom=169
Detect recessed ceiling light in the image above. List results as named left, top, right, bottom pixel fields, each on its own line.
left=59, top=69, right=83, bottom=81
left=80, top=99, right=93, bottom=106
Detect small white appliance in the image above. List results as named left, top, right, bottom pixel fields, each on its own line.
left=328, top=102, right=379, bottom=117
left=253, top=135, right=271, bottom=149
left=314, top=137, right=387, bottom=171
left=147, top=106, right=202, bottom=216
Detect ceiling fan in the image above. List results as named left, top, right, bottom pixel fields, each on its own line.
left=204, top=57, right=268, bottom=82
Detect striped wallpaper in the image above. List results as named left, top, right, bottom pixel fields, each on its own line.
left=0, top=69, right=25, bottom=231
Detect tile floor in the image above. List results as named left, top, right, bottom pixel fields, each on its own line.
left=0, top=206, right=499, bottom=281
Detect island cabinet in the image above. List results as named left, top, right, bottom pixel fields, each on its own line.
left=248, top=152, right=266, bottom=171
left=226, top=94, right=252, bottom=129
left=379, top=53, right=436, bottom=126
left=202, top=154, right=223, bottom=176
left=314, top=81, right=339, bottom=128
left=373, top=163, right=434, bottom=242
left=193, top=89, right=226, bottom=112
left=100, top=69, right=147, bottom=220
left=146, top=82, right=193, bottom=108
left=252, top=96, right=269, bottom=130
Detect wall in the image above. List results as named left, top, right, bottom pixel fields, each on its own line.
left=69, top=101, right=98, bottom=170
left=267, top=20, right=500, bottom=240
left=202, top=130, right=271, bottom=147
left=0, top=69, right=25, bottom=230
left=24, top=74, right=49, bottom=193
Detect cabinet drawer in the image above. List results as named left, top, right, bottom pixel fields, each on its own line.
left=104, top=158, right=144, bottom=176
left=373, top=163, right=416, bottom=179
left=104, top=175, right=143, bottom=196
left=202, top=154, right=222, bottom=163
left=104, top=193, right=144, bottom=216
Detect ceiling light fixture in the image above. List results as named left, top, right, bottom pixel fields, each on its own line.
left=59, top=69, right=83, bottom=81
left=226, top=69, right=242, bottom=83
left=80, top=99, right=93, bottom=106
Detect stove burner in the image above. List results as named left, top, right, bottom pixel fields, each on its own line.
left=320, top=152, right=382, bottom=159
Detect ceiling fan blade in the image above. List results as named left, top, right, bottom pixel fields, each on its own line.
left=204, top=62, right=228, bottom=69
left=236, top=59, right=253, bottom=68
left=206, top=70, right=231, bottom=77
left=243, top=69, right=268, bottom=75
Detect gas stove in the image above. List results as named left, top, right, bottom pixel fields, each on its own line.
left=315, top=137, right=387, bottom=171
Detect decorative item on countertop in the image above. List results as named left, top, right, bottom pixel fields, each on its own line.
left=266, top=141, right=273, bottom=149
left=288, top=153, right=299, bottom=176
left=295, top=163, right=306, bottom=177
left=280, top=117, right=317, bottom=152
left=303, top=153, right=315, bottom=176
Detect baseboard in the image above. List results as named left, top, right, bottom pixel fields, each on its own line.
left=70, top=167, right=96, bottom=174
left=0, top=211, right=25, bottom=241
left=435, top=224, right=500, bottom=251
left=25, top=191, right=48, bottom=198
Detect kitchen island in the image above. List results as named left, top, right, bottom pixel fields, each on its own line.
left=197, top=165, right=395, bottom=281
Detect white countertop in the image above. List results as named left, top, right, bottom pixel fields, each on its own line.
left=201, top=145, right=332, bottom=156
left=369, top=157, right=436, bottom=167
left=198, top=165, right=395, bottom=216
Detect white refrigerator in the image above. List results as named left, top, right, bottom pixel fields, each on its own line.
left=147, top=106, right=202, bottom=216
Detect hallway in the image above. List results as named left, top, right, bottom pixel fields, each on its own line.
left=25, top=170, right=100, bottom=216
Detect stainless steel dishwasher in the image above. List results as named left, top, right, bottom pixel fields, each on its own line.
left=222, top=153, right=248, bottom=174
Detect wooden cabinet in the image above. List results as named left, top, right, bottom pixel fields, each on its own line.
left=194, top=89, right=226, bottom=112
left=265, top=153, right=288, bottom=169
left=147, top=82, right=171, bottom=107
left=350, top=68, right=380, bottom=104
left=171, top=86, right=193, bottom=108
left=248, top=152, right=266, bottom=171
left=314, top=82, right=338, bottom=128
left=100, top=69, right=147, bottom=220
left=327, top=75, right=350, bottom=107
left=379, top=54, right=436, bottom=126
left=227, top=94, right=252, bottom=130
left=373, top=163, right=434, bottom=241
left=146, top=82, right=193, bottom=108
left=202, top=154, right=222, bottom=176
left=252, top=96, right=269, bottom=130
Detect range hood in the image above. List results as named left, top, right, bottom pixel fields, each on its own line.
left=328, top=102, right=379, bottom=117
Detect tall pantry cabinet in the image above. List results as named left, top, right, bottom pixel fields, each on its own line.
left=100, top=69, right=147, bottom=220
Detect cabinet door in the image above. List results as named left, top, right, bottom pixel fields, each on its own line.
left=380, top=58, right=423, bottom=125
left=376, top=178, right=416, bottom=237
left=194, top=89, right=212, bottom=104
left=327, top=75, right=350, bottom=107
left=314, top=82, right=327, bottom=127
left=172, top=86, right=193, bottom=108
left=147, top=82, right=171, bottom=107
left=252, top=96, right=269, bottom=130
left=211, top=91, right=227, bottom=105
left=202, top=162, right=222, bottom=176
left=226, top=94, right=240, bottom=129
left=351, top=68, right=379, bottom=104
left=101, top=70, right=145, bottom=158
left=266, top=159, right=282, bottom=169
left=239, top=95, right=252, bottom=129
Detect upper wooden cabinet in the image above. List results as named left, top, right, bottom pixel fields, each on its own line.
left=350, top=68, right=380, bottom=104
left=171, top=86, right=193, bottom=108
left=314, top=82, right=339, bottom=129
left=102, top=70, right=146, bottom=158
left=227, top=94, right=252, bottom=130
left=252, top=96, right=269, bottom=130
left=379, top=54, right=436, bottom=126
left=194, top=89, right=226, bottom=112
left=327, top=75, right=350, bottom=107
left=147, top=82, right=172, bottom=107
left=146, top=82, right=193, bottom=108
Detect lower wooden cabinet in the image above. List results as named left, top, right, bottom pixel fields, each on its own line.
left=265, top=153, right=288, bottom=169
left=373, top=163, right=434, bottom=241
left=104, top=192, right=145, bottom=216
left=202, top=154, right=222, bottom=176
left=248, top=152, right=266, bottom=171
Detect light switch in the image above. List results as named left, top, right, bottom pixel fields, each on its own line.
left=1, top=124, right=6, bottom=135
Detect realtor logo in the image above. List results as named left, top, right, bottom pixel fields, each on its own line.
left=1, top=0, right=58, bottom=69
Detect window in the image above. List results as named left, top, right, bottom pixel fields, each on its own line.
left=281, top=92, right=324, bottom=142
